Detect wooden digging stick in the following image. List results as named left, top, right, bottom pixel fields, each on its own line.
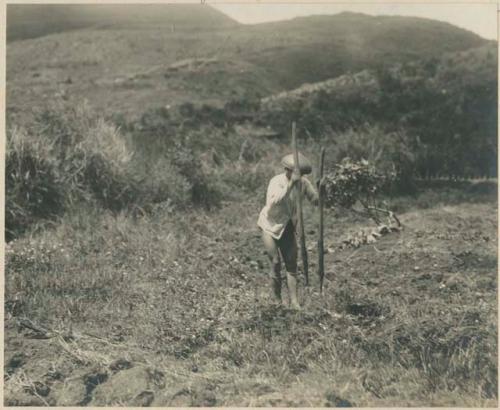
left=318, top=147, right=326, bottom=294
left=292, top=122, right=309, bottom=286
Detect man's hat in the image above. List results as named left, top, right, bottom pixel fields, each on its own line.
left=281, top=153, right=312, bottom=175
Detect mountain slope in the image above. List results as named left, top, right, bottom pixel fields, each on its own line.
left=259, top=42, right=497, bottom=177
left=7, top=4, right=238, bottom=41
left=6, top=7, right=492, bottom=122
left=239, top=12, right=487, bottom=88
left=263, top=42, right=497, bottom=106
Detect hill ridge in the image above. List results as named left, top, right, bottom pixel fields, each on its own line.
left=6, top=6, right=491, bottom=121
left=262, top=42, right=496, bottom=105
left=7, top=4, right=239, bottom=42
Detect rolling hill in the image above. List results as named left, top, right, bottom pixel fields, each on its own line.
left=6, top=6, right=491, bottom=124
left=241, top=12, right=487, bottom=88
left=7, top=4, right=238, bottom=41
left=262, top=43, right=497, bottom=111
left=258, top=42, right=497, bottom=177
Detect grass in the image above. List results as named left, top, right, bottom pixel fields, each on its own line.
left=4, top=181, right=497, bottom=406
left=388, top=179, right=498, bottom=213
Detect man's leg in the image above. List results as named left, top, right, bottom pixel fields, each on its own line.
left=280, top=224, right=301, bottom=310
left=261, top=230, right=282, bottom=303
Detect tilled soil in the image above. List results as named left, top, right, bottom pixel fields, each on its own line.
left=4, top=200, right=498, bottom=406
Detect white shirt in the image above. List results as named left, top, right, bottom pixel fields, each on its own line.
left=257, top=173, right=318, bottom=239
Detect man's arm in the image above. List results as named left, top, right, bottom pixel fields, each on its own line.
left=301, top=177, right=319, bottom=206
left=267, top=173, right=301, bottom=205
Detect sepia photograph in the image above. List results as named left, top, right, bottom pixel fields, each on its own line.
left=3, top=0, right=498, bottom=406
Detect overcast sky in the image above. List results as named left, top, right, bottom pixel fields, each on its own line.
left=211, top=2, right=497, bottom=40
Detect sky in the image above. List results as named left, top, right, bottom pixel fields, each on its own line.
left=211, top=2, right=497, bottom=40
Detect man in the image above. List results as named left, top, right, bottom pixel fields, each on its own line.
left=257, top=152, right=319, bottom=310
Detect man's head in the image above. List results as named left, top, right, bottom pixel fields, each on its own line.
left=281, top=153, right=312, bottom=177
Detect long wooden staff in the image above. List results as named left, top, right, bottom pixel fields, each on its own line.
left=318, top=147, right=326, bottom=294
left=292, top=122, right=309, bottom=286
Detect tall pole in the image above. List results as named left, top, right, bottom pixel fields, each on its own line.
left=318, top=148, right=326, bottom=294
left=292, top=122, right=309, bottom=286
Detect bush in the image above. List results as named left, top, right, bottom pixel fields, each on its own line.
left=324, top=158, right=394, bottom=210
left=169, top=144, right=221, bottom=210
left=323, top=158, right=402, bottom=226
left=5, top=127, right=65, bottom=240
left=132, top=149, right=222, bottom=212
left=28, top=102, right=137, bottom=207
left=6, top=104, right=142, bottom=239
left=330, top=125, right=416, bottom=194
left=133, top=157, right=192, bottom=208
left=127, top=106, right=177, bottom=159
left=7, top=102, right=222, bottom=239
left=8, top=99, right=305, bottom=239
left=72, top=117, right=137, bottom=210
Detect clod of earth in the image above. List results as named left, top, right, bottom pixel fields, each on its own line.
left=325, top=390, right=355, bottom=407
left=81, top=370, right=109, bottom=405
left=90, top=366, right=151, bottom=406
left=5, top=352, right=26, bottom=377
left=29, top=381, right=50, bottom=397
left=52, top=378, right=88, bottom=406
left=5, top=389, right=55, bottom=406
left=132, top=390, right=155, bottom=407
left=109, top=358, right=133, bottom=372
left=79, top=365, right=164, bottom=406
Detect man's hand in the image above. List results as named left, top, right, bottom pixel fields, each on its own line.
left=291, top=170, right=301, bottom=185
left=316, top=176, right=327, bottom=189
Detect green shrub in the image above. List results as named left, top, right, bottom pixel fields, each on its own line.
left=5, top=127, right=65, bottom=240
left=75, top=118, right=137, bottom=210
left=27, top=102, right=137, bottom=210
left=169, top=144, right=221, bottom=210
left=133, top=157, right=192, bottom=208
left=6, top=102, right=169, bottom=239
left=329, top=125, right=416, bottom=194
left=324, top=158, right=394, bottom=210
left=128, top=106, right=177, bottom=159
left=7, top=100, right=285, bottom=239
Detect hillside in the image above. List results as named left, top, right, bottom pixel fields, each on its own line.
left=262, top=43, right=497, bottom=115
left=7, top=4, right=238, bottom=41
left=242, top=12, right=487, bottom=88
left=258, top=43, right=497, bottom=178
left=6, top=8, right=490, bottom=124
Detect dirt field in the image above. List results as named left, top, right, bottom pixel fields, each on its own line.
left=4, top=183, right=497, bottom=406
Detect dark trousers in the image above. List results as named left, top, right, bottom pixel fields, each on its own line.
left=261, top=221, right=297, bottom=276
